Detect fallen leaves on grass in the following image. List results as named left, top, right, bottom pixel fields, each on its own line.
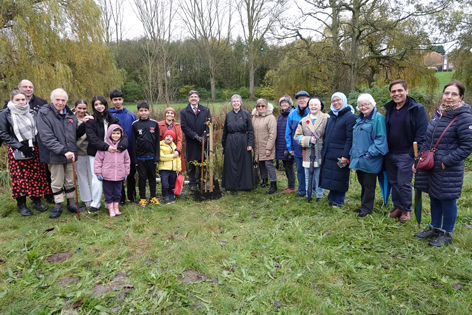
left=0, top=259, right=6, bottom=263
left=452, top=283, right=464, bottom=290
left=220, top=241, right=226, bottom=246
left=43, top=227, right=55, bottom=237
left=178, top=270, right=211, bottom=283
left=465, top=224, right=472, bottom=229
left=58, top=277, right=81, bottom=286
left=63, top=299, right=83, bottom=311
left=45, top=252, right=73, bottom=263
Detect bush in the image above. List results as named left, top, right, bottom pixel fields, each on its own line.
left=236, top=87, right=250, bottom=99
left=121, top=80, right=144, bottom=103
left=179, top=85, right=197, bottom=98
left=258, top=85, right=275, bottom=100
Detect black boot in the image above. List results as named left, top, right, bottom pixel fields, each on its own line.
left=17, top=196, right=32, bottom=216
left=49, top=203, right=63, bottom=219
left=31, top=197, right=48, bottom=212
left=429, top=230, right=453, bottom=247
left=414, top=225, right=440, bottom=239
left=266, top=181, right=277, bottom=194
left=260, top=178, right=268, bottom=188
left=67, top=198, right=85, bottom=213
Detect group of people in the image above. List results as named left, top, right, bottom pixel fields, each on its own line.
left=221, top=80, right=472, bottom=247
left=0, top=83, right=209, bottom=218
left=2, top=79, right=471, bottom=247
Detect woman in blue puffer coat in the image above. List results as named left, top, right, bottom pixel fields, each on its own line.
left=349, top=94, right=388, bottom=217
left=413, top=81, right=472, bottom=247
left=275, top=95, right=296, bottom=193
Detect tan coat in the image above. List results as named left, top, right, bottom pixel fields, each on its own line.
left=251, top=103, right=277, bottom=161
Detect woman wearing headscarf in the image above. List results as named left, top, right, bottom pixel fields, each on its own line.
left=158, top=107, right=186, bottom=173
left=85, top=95, right=128, bottom=214
left=320, top=92, right=357, bottom=206
left=275, top=95, right=296, bottom=193
left=252, top=98, right=278, bottom=194
left=413, top=81, right=472, bottom=247
left=222, top=94, right=254, bottom=193
left=294, top=97, right=329, bottom=202
left=0, top=90, right=51, bottom=215
left=349, top=94, right=388, bottom=217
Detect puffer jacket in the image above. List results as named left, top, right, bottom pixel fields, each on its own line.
left=94, top=124, right=130, bottom=181
left=285, top=104, right=309, bottom=158
left=252, top=103, right=277, bottom=161
left=275, top=106, right=294, bottom=160
left=349, top=108, right=389, bottom=174
left=37, top=103, right=85, bottom=164
left=294, top=113, right=329, bottom=168
left=414, top=104, right=472, bottom=199
left=158, top=140, right=182, bottom=172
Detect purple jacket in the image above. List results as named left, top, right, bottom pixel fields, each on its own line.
left=94, top=124, right=130, bottom=181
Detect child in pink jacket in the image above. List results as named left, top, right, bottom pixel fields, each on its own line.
left=94, top=124, right=130, bottom=217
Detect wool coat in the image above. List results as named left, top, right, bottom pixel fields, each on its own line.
left=414, top=104, right=472, bottom=199
left=275, top=106, right=294, bottom=160
left=319, top=106, right=357, bottom=192
left=221, top=109, right=254, bottom=191
left=349, top=108, right=389, bottom=174
left=180, top=103, right=212, bottom=162
left=252, top=103, right=277, bottom=162
left=94, top=124, right=130, bottom=181
left=158, top=121, right=186, bottom=172
left=294, top=112, right=329, bottom=168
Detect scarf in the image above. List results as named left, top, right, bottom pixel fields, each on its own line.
left=166, top=121, right=174, bottom=130
left=7, top=101, right=36, bottom=147
left=330, top=92, right=348, bottom=116
left=439, top=101, right=464, bottom=115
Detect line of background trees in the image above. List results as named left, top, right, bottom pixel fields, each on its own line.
left=1, top=0, right=472, bottom=105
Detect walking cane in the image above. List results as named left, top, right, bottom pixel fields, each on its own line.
left=71, top=159, right=81, bottom=220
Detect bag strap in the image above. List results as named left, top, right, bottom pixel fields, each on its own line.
left=432, top=115, right=459, bottom=151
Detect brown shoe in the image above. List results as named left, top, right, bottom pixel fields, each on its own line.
left=389, top=208, right=402, bottom=218
left=281, top=186, right=289, bottom=191
left=399, top=211, right=411, bottom=223
left=283, top=188, right=297, bottom=194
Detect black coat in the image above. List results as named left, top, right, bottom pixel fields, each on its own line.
left=222, top=109, right=254, bottom=190
left=4, top=94, right=48, bottom=112
left=85, top=115, right=128, bottom=156
left=180, top=103, right=212, bottom=161
left=414, top=104, right=472, bottom=199
left=319, top=107, right=357, bottom=192
left=37, top=103, right=85, bottom=164
left=0, top=107, right=39, bottom=149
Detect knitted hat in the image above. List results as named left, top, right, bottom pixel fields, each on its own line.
left=164, top=129, right=176, bottom=140
left=165, top=107, right=176, bottom=120
left=279, top=95, right=293, bottom=107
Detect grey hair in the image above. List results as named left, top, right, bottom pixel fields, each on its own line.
left=308, top=98, right=321, bottom=106
left=230, top=94, right=243, bottom=106
left=356, top=93, right=376, bottom=111
left=10, top=89, right=26, bottom=99
left=50, top=88, right=68, bottom=102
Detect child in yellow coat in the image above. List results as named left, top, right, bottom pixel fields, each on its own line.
left=158, top=130, right=182, bottom=204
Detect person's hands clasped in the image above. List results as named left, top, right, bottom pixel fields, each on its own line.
left=64, top=151, right=75, bottom=161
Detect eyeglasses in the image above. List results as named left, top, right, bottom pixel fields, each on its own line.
left=256, top=105, right=266, bottom=108
left=443, top=91, right=460, bottom=97
left=358, top=103, right=371, bottom=108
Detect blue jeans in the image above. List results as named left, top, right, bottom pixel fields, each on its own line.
left=294, top=156, right=306, bottom=195
left=304, top=167, right=323, bottom=198
left=328, top=190, right=345, bottom=206
left=430, top=198, right=457, bottom=233
left=385, top=152, right=413, bottom=211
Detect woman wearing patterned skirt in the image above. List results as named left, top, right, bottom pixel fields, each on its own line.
left=0, top=90, right=51, bottom=216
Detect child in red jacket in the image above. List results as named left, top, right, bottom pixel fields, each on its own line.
left=94, top=124, right=130, bottom=217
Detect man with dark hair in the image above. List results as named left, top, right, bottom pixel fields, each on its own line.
left=109, top=89, right=137, bottom=204
left=180, top=90, right=212, bottom=191
left=4, top=80, right=47, bottom=111
left=384, top=80, right=428, bottom=222
left=37, top=89, right=86, bottom=218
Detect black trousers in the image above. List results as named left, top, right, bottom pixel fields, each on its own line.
left=137, top=160, right=156, bottom=199
left=357, top=170, right=377, bottom=213
left=121, top=163, right=136, bottom=202
left=187, top=160, right=202, bottom=187
left=160, top=170, right=177, bottom=198
left=103, top=180, right=123, bottom=204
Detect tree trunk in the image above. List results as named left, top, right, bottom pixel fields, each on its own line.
left=349, top=0, right=361, bottom=92
left=249, top=57, right=255, bottom=98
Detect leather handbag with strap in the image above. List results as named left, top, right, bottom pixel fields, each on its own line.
left=417, top=115, right=459, bottom=171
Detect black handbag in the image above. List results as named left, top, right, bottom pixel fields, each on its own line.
left=252, top=155, right=261, bottom=186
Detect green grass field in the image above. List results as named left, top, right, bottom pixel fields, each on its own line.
left=435, top=71, right=455, bottom=93
left=1, top=170, right=472, bottom=314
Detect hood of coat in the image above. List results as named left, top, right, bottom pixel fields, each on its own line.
left=106, top=123, right=124, bottom=147
left=252, top=102, right=274, bottom=117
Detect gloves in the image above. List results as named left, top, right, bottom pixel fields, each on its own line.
left=97, top=174, right=103, bottom=181
left=19, top=144, right=33, bottom=158
left=194, top=135, right=203, bottom=143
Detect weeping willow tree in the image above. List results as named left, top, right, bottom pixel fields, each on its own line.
left=0, top=0, right=122, bottom=102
